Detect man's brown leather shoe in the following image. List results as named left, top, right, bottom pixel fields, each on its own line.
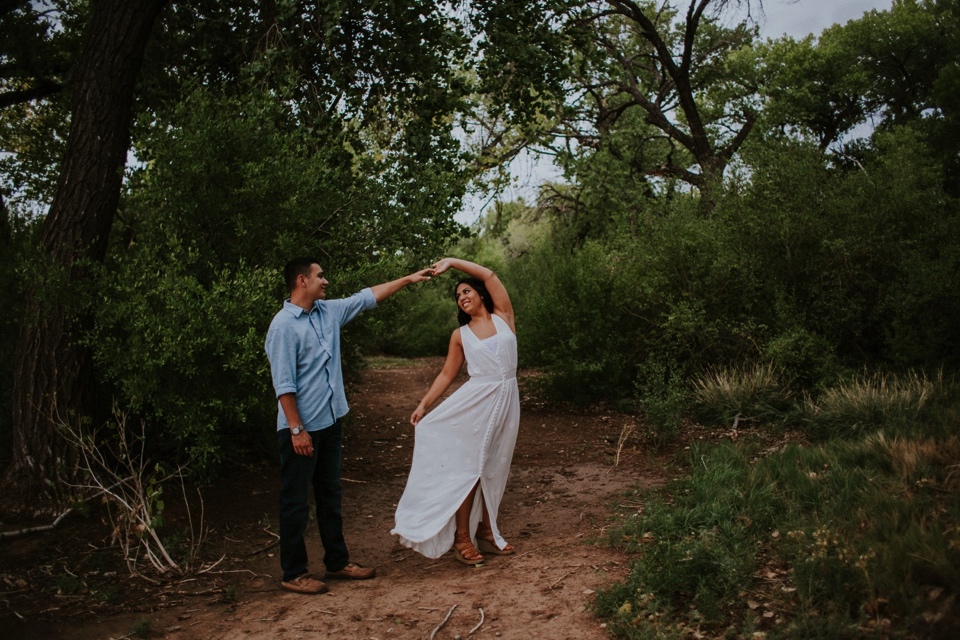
left=324, top=562, right=376, bottom=580
left=281, top=574, right=328, bottom=594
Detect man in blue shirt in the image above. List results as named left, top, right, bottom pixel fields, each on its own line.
left=265, top=256, right=431, bottom=594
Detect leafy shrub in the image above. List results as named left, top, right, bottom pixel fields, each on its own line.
left=506, top=240, right=646, bottom=403
left=634, top=358, right=689, bottom=443
left=373, top=267, right=464, bottom=358
left=764, top=327, right=842, bottom=389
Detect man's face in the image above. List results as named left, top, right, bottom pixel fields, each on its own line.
left=304, top=263, right=329, bottom=301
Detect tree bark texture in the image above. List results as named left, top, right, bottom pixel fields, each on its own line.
left=3, top=0, right=167, bottom=515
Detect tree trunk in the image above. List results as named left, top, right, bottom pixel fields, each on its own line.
left=2, top=0, right=167, bottom=516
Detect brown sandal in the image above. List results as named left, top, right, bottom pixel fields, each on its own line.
left=476, top=526, right=515, bottom=556
left=452, top=535, right=484, bottom=565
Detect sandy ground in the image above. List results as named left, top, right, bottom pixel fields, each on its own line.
left=1, top=358, right=661, bottom=640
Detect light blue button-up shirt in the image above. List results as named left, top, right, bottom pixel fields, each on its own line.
left=265, top=288, right=377, bottom=432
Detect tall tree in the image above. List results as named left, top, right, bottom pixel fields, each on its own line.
left=1, top=0, right=482, bottom=506
left=594, top=0, right=759, bottom=197
left=2, top=0, right=166, bottom=512
left=471, top=1, right=762, bottom=212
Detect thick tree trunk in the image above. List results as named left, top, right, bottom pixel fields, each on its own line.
left=1, top=0, right=166, bottom=516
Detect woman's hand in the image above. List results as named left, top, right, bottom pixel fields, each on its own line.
left=410, top=404, right=426, bottom=426
left=429, top=258, right=456, bottom=277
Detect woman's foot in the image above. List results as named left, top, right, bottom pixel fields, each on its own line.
left=452, top=534, right=484, bottom=565
left=476, top=526, right=515, bottom=555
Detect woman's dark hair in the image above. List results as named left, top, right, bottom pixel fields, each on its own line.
left=454, top=277, right=494, bottom=326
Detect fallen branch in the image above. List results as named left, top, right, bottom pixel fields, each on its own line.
left=429, top=604, right=457, bottom=640
left=262, top=526, right=280, bottom=540
left=469, top=607, right=485, bottom=636
left=247, top=540, right=280, bottom=557
left=162, top=588, right=225, bottom=597
left=196, top=555, right=226, bottom=574
left=550, top=569, right=576, bottom=589
left=0, top=508, right=73, bottom=540
left=200, top=569, right=259, bottom=577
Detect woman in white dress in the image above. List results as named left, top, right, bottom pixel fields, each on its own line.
left=391, top=258, right=520, bottom=565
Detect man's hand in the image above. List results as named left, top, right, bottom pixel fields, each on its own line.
left=408, top=268, right=433, bottom=284
left=292, top=430, right=313, bottom=456
left=371, top=268, right=432, bottom=302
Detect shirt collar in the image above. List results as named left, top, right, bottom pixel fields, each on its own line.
left=282, top=299, right=316, bottom=317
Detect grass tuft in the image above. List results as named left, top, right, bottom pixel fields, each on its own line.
left=802, top=369, right=953, bottom=439
left=692, top=362, right=793, bottom=427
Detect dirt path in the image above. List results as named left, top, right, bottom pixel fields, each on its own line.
left=2, top=358, right=661, bottom=639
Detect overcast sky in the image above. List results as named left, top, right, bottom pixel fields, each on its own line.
left=753, top=0, right=893, bottom=39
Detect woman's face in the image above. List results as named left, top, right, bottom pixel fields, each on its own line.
left=455, top=283, right=483, bottom=315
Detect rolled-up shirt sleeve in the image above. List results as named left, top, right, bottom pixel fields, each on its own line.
left=330, top=287, right=377, bottom=326
left=265, top=321, right=298, bottom=398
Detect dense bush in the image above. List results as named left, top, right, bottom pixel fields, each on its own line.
left=80, top=86, right=465, bottom=474
left=370, top=280, right=459, bottom=358
left=495, top=126, right=960, bottom=418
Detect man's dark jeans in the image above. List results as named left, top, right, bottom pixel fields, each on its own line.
left=278, top=421, right=349, bottom=581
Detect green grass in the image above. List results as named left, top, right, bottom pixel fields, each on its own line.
left=596, top=376, right=960, bottom=639
left=132, top=618, right=152, bottom=638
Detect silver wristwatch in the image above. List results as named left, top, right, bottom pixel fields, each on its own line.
left=291, top=425, right=305, bottom=435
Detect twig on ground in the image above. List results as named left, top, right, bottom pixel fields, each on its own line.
left=169, top=588, right=225, bottom=597
left=196, top=555, right=226, bottom=574
left=201, top=569, right=259, bottom=577
left=262, top=527, right=280, bottom=540
left=247, top=540, right=280, bottom=557
left=550, top=569, right=577, bottom=589
left=341, top=477, right=368, bottom=484
left=614, top=422, right=635, bottom=467
left=429, top=604, right=457, bottom=640
left=0, top=508, right=74, bottom=539
left=469, top=607, right=485, bottom=636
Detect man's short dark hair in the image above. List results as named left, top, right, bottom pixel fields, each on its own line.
left=284, top=256, right=322, bottom=293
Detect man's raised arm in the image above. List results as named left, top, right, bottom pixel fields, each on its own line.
left=370, top=268, right=432, bottom=302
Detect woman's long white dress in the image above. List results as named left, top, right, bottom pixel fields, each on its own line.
left=391, top=313, right=520, bottom=558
